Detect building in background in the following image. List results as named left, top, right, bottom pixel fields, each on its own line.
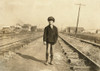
left=0, top=23, right=39, bottom=34
left=1, top=26, right=13, bottom=34
left=31, top=26, right=37, bottom=32
left=65, top=27, right=84, bottom=34
left=13, top=27, right=22, bottom=34
left=83, top=29, right=96, bottom=34
left=21, top=24, right=31, bottom=31
left=96, top=29, right=100, bottom=34
left=37, top=28, right=44, bottom=32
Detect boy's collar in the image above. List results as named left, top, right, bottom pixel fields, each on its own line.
left=49, top=24, right=54, bottom=26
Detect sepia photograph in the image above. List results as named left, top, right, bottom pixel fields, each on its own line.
left=0, top=0, right=100, bottom=71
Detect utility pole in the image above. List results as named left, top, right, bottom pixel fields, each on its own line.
left=75, top=3, right=85, bottom=35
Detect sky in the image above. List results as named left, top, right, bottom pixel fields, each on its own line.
left=0, top=0, right=100, bottom=30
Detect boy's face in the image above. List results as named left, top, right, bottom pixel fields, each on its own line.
left=49, top=21, right=54, bottom=25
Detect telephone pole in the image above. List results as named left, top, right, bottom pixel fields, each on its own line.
left=75, top=3, right=85, bottom=35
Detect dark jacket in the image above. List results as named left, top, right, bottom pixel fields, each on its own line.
left=43, top=25, right=58, bottom=45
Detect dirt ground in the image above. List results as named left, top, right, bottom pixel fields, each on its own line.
left=0, top=38, right=71, bottom=71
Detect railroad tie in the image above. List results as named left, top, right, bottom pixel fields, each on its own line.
left=68, top=59, right=85, bottom=66
left=71, top=66, right=90, bottom=71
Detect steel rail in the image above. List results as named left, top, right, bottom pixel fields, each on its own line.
left=0, top=35, right=42, bottom=49
left=63, top=33, right=100, bottom=48
left=59, top=35, right=100, bottom=71
left=80, top=39, right=100, bottom=48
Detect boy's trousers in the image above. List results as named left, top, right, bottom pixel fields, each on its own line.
left=46, top=43, right=53, bottom=62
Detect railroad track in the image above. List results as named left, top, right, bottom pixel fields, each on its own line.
left=62, top=34, right=100, bottom=65
left=80, top=39, right=100, bottom=48
left=66, top=34, right=100, bottom=48
left=0, top=32, right=40, bottom=47
left=0, top=33, right=35, bottom=45
left=58, top=34, right=100, bottom=71
left=0, top=33, right=42, bottom=55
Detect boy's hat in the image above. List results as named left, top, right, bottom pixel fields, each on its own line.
left=48, top=16, right=55, bottom=22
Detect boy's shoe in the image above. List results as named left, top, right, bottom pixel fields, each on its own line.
left=49, top=62, right=53, bottom=65
left=44, top=61, right=48, bottom=65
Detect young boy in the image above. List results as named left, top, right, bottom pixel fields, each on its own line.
left=43, top=16, right=58, bottom=65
